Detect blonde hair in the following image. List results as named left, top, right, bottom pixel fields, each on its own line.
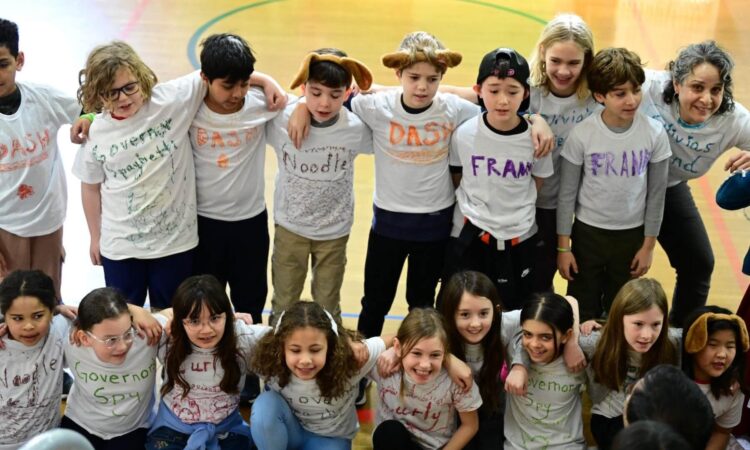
left=592, top=278, right=678, bottom=391
left=528, top=13, right=594, bottom=99
left=396, top=308, right=450, bottom=396
left=77, top=41, right=157, bottom=113
left=381, top=31, right=461, bottom=74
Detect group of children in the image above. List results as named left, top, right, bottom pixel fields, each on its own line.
left=1, top=8, right=750, bottom=450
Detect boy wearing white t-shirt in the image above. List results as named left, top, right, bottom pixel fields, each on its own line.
left=557, top=48, right=671, bottom=321
left=267, top=50, right=373, bottom=325
left=0, top=19, right=80, bottom=300
left=447, top=48, right=553, bottom=310
left=189, top=34, right=280, bottom=326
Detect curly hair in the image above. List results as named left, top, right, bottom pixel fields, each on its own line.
left=77, top=40, right=157, bottom=113
left=252, top=301, right=360, bottom=400
left=161, top=275, right=241, bottom=398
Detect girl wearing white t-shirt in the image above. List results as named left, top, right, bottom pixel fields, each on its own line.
left=682, top=306, right=748, bottom=450
left=147, top=275, right=270, bottom=450
left=579, top=278, right=680, bottom=450
left=370, top=308, right=482, bottom=450
left=63, top=287, right=164, bottom=450
left=506, top=292, right=586, bottom=450
left=250, top=300, right=387, bottom=450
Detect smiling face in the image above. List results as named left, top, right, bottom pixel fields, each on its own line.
left=693, top=328, right=737, bottom=382
left=475, top=76, right=527, bottom=131
left=522, top=319, right=569, bottom=364
left=543, top=40, right=585, bottom=97
left=284, top=326, right=328, bottom=380
left=397, top=62, right=442, bottom=109
left=102, top=66, right=144, bottom=119
left=80, top=313, right=134, bottom=365
left=183, top=305, right=227, bottom=350
left=204, top=74, right=249, bottom=114
left=454, top=292, right=494, bottom=345
left=397, top=335, right=445, bottom=384
left=594, top=80, right=642, bottom=128
left=623, top=305, right=664, bottom=353
left=302, top=80, right=350, bottom=123
left=5, top=296, right=52, bottom=346
left=675, top=62, right=724, bottom=125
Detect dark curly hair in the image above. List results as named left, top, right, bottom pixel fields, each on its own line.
left=252, top=301, right=360, bottom=400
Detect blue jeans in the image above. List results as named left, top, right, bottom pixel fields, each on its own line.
left=145, top=426, right=250, bottom=450
left=250, top=390, right=351, bottom=450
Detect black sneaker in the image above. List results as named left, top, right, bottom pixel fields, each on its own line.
left=62, top=371, right=73, bottom=400
left=355, top=378, right=370, bottom=408
left=241, top=373, right=261, bottom=406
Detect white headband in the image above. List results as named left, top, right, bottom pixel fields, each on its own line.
left=273, top=307, right=339, bottom=336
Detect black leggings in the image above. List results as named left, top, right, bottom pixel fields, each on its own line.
left=372, top=420, right=422, bottom=450
left=590, top=413, right=624, bottom=450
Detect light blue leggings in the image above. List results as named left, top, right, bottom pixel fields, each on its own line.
left=250, top=390, right=351, bottom=450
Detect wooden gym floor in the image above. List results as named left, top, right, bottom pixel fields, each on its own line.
left=6, top=0, right=750, bottom=448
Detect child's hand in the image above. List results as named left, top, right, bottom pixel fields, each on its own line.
left=234, top=312, right=253, bottom=325
left=446, top=354, right=473, bottom=393
left=287, top=101, right=311, bottom=149
left=725, top=150, right=750, bottom=173
left=90, top=238, right=102, bottom=266
left=563, top=339, right=586, bottom=373
left=630, top=246, right=654, bottom=278
left=0, top=323, right=7, bottom=349
left=528, top=115, right=555, bottom=158
left=376, top=347, right=400, bottom=377
left=130, top=307, right=162, bottom=346
left=56, top=304, right=78, bottom=320
left=70, top=116, right=92, bottom=144
left=350, top=340, right=370, bottom=368
left=557, top=252, right=578, bottom=281
left=504, top=364, right=528, bottom=396
left=580, top=320, right=602, bottom=336
left=0, top=252, right=7, bottom=277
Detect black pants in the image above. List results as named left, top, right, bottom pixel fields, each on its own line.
left=61, top=415, right=148, bottom=450
left=372, top=420, right=422, bottom=450
left=357, top=229, right=445, bottom=338
left=194, top=211, right=269, bottom=324
left=590, top=413, right=624, bottom=450
left=533, top=207, right=558, bottom=293
left=464, top=404, right=503, bottom=450
left=658, top=182, right=714, bottom=326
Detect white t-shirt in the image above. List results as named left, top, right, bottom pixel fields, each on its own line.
left=160, top=321, right=269, bottom=424
left=640, top=70, right=750, bottom=186
left=370, top=367, right=482, bottom=450
left=267, top=97, right=372, bottom=240
left=0, top=315, right=68, bottom=450
left=72, top=72, right=205, bottom=260
left=352, top=90, right=479, bottom=213
left=696, top=382, right=745, bottom=429
left=528, top=88, right=601, bottom=209
left=265, top=337, right=385, bottom=439
left=561, top=111, right=672, bottom=230
left=505, top=357, right=586, bottom=450
left=450, top=115, right=553, bottom=240
left=0, top=82, right=79, bottom=237
left=65, top=330, right=164, bottom=439
left=190, top=87, right=279, bottom=221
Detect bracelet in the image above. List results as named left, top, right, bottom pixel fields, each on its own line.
left=79, top=112, right=95, bottom=122
left=556, top=247, right=571, bottom=253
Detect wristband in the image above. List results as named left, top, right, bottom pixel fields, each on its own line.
left=80, top=112, right=95, bottom=122
left=556, top=247, right=571, bottom=253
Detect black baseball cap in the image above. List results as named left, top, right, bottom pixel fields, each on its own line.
left=476, top=48, right=531, bottom=112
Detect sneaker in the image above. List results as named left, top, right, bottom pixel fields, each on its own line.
left=62, top=371, right=73, bottom=400
left=241, top=373, right=261, bottom=406
left=355, top=378, right=371, bottom=408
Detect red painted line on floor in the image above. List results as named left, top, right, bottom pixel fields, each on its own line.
left=119, top=0, right=151, bottom=39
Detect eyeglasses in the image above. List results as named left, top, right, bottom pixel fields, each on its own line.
left=102, top=81, right=140, bottom=101
left=183, top=313, right=226, bottom=330
left=86, top=327, right=136, bottom=348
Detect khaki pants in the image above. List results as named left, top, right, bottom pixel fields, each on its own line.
left=0, top=227, right=64, bottom=301
left=270, top=225, right=348, bottom=326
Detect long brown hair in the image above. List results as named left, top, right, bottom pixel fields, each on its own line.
left=161, top=275, right=241, bottom=398
left=592, top=278, right=678, bottom=391
left=440, top=271, right=502, bottom=411
left=396, top=308, right=451, bottom=397
left=252, top=301, right=360, bottom=400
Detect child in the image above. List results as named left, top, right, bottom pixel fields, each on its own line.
left=526, top=14, right=601, bottom=293
left=370, top=307, right=482, bottom=450
left=505, top=292, right=586, bottom=450
left=612, top=421, right=691, bottom=450
left=146, top=274, right=270, bottom=450
left=580, top=278, right=681, bottom=450
left=0, top=18, right=80, bottom=300
left=250, top=301, right=386, bottom=449
left=266, top=49, right=373, bottom=326
left=640, top=41, right=750, bottom=325
left=557, top=48, right=672, bottom=321
left=73, top=41, right=281, bottom=309
left=190, top=33, right=281, bottom=326
left=682, top=306, right=748, bottom=450
left=63, top=287, right=165, bottom=450
left=446, top=48, right=553, bottom=310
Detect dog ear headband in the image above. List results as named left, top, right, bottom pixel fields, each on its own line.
left=290, top=52, right=373, bottom=91
left=684, top=312, right=750, bottom=353
left=381, top=49, right=462, bottom=71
